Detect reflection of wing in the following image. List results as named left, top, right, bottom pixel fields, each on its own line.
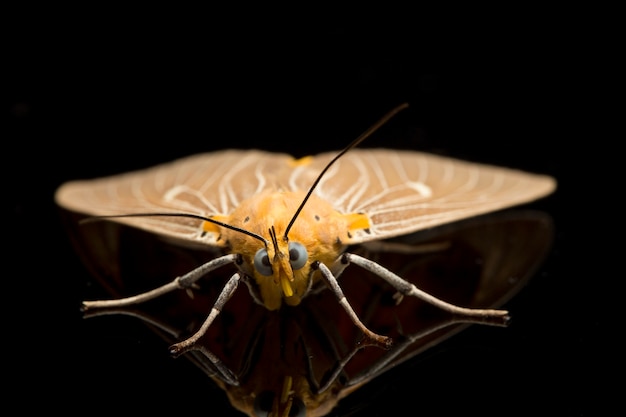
left=338, top=210, right=555, bottom=382
left=77, top=209, right=554, bottom=417
left=55, top=148, right=556, bottom=246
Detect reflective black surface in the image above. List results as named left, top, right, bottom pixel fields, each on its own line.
left=66, top=207, right=554, bottom=416
left=8, top=11, right=599, bottom=417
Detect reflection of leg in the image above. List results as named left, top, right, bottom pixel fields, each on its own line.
left=192, top=344, right=239, bottom=386
left=316, top=313, right=494, bottom=394
left=345, top=253, right=510, bottom=326
left=84, top=306, right=240, bottom=386
left=170, top=272, right=242, bottom=356
left=346, top=315, right=493, bottom=389
left=316, top=334, right=382, bottom=394
left=83, top=307, right=185, bottom=337
left=81, top=254, right=238, bottom=310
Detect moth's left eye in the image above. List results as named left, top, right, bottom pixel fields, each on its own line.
left=288, top=242, right=307, bottom=270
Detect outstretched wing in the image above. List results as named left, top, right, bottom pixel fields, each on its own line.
left=290, top=149, right=556, bottom=242
left=55, top=148, right=556, bottom=246
left=55, top=150, right=295, bottom=245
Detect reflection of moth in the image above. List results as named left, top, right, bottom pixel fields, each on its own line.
left=56, top=104, right=556, bottom=416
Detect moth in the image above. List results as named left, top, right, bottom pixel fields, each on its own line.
left=56, top=103, right=556, bottom=414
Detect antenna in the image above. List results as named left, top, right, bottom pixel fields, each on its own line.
left=80, top=212, right=269, bottom=246
left=283, top=102, right=409, bottom=238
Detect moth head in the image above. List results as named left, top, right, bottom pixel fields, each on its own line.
left=215, top=187, right=369, bottom=311
left=252, top=225, right=309, bottom=300
left=210, top=197, right=315, bottom=310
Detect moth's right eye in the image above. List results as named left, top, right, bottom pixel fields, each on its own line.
left=254, top=248, right=273, bottom=276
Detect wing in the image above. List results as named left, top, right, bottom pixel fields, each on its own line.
left=55, top=150, right=295, bottom=245
left=291, top=149, right=556, bottom=242
left=55, top=148, right=556, bottom=247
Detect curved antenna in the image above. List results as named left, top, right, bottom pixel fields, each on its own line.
left=80, top=212, right=269, bottom=246
left=283, top=102, right=410, bottom=239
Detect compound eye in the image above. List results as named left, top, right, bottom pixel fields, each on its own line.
left=254, top=248, right=273, bottom=276
left=288, top=242, right=308, bottom=270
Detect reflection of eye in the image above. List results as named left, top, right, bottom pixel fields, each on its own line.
left=253, top=391, right=306, bottom=417
left=289, top=397, right=306, bottom=417
left=253, top=391, right=273, bottom=416
left=288, top=242, right=308, bottom=270
left=254, top=248, right=273, bottom=276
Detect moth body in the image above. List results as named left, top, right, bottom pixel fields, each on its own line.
left=204, top=189, right=370, bottom=310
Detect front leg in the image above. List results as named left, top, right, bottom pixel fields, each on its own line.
left=169, top=272, right=242, bottom=357
left=313, top=261, right=393, bottom=349
left=81, top=254, right=239, bottom=310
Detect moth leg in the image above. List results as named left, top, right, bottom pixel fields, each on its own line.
left=313, top=261, right=393, bottom=349
left=81, top=254, right=238, bottom=310
left=359, top=240, right=452, bottom=305
left=344, top=253, right=510, bottom=326
left=169, top=272, right=242, bottom=357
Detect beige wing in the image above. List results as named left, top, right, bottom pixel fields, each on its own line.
left=287, top=149, right=557, bottom=243
left=55, top=150, right=296, bottom=245
left=56, top=148, right=556, bottom=246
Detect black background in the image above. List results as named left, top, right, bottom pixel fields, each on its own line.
left=6, top=6, right=607, bottom=417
